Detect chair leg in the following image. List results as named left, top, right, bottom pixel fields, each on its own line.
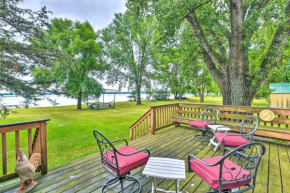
left=194, top=131, right=213, bottom=142
left=102, top=175, right=141, bottom=193
left=125, top=175, right=142, bottom=193
left=120, top=179, right=124, bottom=193
left=102, top=177, right=119, bottom=193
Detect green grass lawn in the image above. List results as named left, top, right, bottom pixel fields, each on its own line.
left=0, top=96, right=270, bottom=174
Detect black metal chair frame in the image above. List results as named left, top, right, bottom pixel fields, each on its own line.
left=93, top=130, right=150, bottom=193
left=188, top=142, right=266, bottom=193
left=216, top=116, right=259, bottom=154
left=189, top=107, right=219, bottom=142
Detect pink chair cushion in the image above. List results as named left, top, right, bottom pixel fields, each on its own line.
left=103, top=146, right=149, bottom=176
left=190, top=156, right=251, bottom=190
left=189, top=120, right=213, bottom=129
left=215, top=133, right=249, bottom=147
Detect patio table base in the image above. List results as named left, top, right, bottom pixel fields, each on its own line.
left=207, top=125, right=231, bottom=151
left=150, top=177, right=181, bottom=193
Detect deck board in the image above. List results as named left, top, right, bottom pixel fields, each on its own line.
left=268, top=143, right=283, bottom=193
left=0, top=125, right=289, bottom=193
left=253, top=140, right=270, bottom=193
left=278, top=144, right=290, bottom=193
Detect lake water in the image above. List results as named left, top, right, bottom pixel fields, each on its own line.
left=0, top=94, right=149, bottom=108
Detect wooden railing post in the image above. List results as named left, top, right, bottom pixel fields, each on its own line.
left=0, top=119, right=50, bottom=182
left=15, top=131, right=20, bottom=160
left=151, top=108, right=156, bottom=135
left=130, top=128, right=133, bottom=140
left=176, top=103, right=180, bottom=116
left=2, top=133, right=7, bottom=175
left=40, top=121, right=48, bottom=175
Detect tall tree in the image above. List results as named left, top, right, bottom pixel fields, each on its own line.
left=185, top=64, right=215, bottom=102
left=33, top=19, right=103, bottom=109
left=138, top=0, right=290, bottom=106
left=153, top=47, right=189, bottom=100
left=152, top=22, right=216, bottom=102
left=100, top=12, right=156, bottom=105
left=0, top=0, right=49, bottom=100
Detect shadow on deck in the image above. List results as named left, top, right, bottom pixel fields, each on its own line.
left=1, top=126, right=289, bottom=193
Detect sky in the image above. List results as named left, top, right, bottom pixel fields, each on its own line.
left=22, top=0, right=127, bottom=31
left=21, top=0, right=127, bottom=90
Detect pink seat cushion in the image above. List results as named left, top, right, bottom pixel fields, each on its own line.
left=215, top=133, right=249, bottom=147
left=103, top=146, right=149, bottom=176
left=190, top=156, right=251, bottom=190
left=189, top=120, right=213, bottom=129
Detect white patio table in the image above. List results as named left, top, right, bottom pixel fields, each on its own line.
left=142, top=157, right=186, bottom=193
left=208, top=125, right=231, bottom=151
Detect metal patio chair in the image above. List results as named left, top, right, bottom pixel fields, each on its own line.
left=213, top=116, right=259, bottom=153
left=189, top=107, right=219, bottom=142
left=93, top=130, right=150, bottom=193
left=188, top=142, right=266, bottom=193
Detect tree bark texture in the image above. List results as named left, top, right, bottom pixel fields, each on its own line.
left=136, top=85, right=141, bottom=105
left=186, top=0, right=290, bottom=106
left=198, top=91, right=204, bottom=103
left=77, top=91, right=82, bottom=110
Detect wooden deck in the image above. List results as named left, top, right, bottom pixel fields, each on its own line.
left=1, top=126, right=290, bottom=193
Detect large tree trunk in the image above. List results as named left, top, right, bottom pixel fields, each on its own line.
left=221, top=75, right=252, bottom=106
left=228, top=0, right=252, bottom=106
left=77, top=91, right=82, bottom=110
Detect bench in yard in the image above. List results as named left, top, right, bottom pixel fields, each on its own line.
left=87, top=102, right=113, bottom=109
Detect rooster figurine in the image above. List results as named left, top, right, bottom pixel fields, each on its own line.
left=15, top=150, right=41, bottom=193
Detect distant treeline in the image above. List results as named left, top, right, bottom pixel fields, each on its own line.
left=0, top=91, right=149, bottom=97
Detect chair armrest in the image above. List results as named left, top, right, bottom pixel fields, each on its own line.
left=188, top=154, right=220, bottom=167
left=117, top=148, right=151, bottom=157
left=110, top=139, right=128, bottom=146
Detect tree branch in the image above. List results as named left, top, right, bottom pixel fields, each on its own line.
left=245, top=0, right=269, bottom=20
left=186, top=11, right=227, bottom=67
left=202, top=51, right=224, bottom=90
left=211, top=32, right=228, bottom=60
left=244, top=0, right=270, bottom=43
left=181, top=0, right=212, bottom=21
left=252, top=0, right=290, bottom=94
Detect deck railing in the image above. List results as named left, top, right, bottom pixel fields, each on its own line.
left=0, top=119, right=50, bottom=182
left=130, top=103, right=290, bottom=140
left=130, top=104, right=178, bottom=140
